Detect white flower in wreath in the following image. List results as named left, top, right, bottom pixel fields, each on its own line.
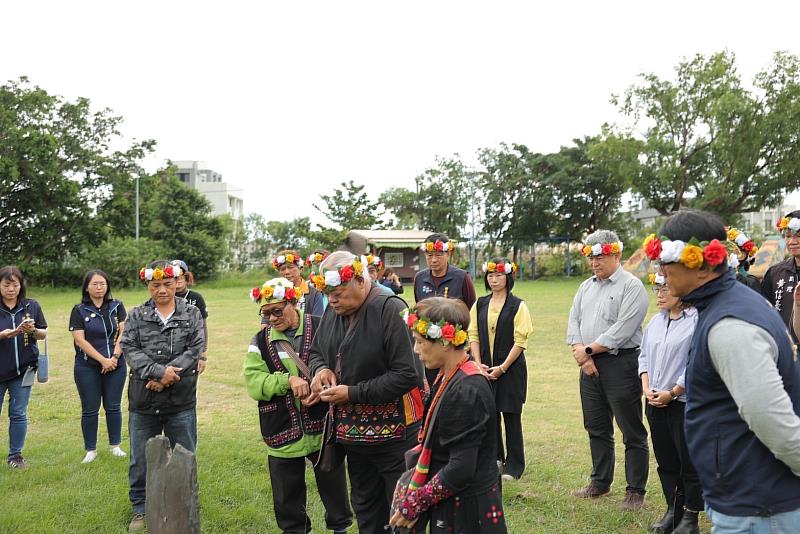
left=789, top=218, right=800, bottom=232
left=653, top=272, right=666, bottom=285
left=481, top=262, right=488, bottom=272
left=272, top=285, right=286, bottom=300
left=276, top=255, right=286, bottom=265
left=734, top=234, right=749, bottom=247
left=324, top=270, right=342, bottom=287
left=426, top=324, right=442, bottom=339
left=591, top=243, right=603, bottom=256
left=144, top=268, right=154, bottom=280
left=728, top=253, right=740, bottom=269
left=659, top=240, right=686, bottom=264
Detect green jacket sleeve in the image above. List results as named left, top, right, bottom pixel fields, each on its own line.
left=243, top=344, right=290, bottom=401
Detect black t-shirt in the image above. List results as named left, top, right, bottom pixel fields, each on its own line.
left=177, top=289, right=208, bottom=319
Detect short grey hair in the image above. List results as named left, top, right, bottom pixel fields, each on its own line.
left=585, top=229, right=621, bottom=246
left=320, top=251, right=372, bottom=283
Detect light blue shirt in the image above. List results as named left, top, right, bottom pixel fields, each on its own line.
left=566, top=266, right=649, bottom=351
left=637, top=307, right=698, bottom=401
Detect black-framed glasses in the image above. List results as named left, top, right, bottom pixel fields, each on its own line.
left=259, top=305, right=286, bottom=319
left=652, top=286, right=670, bottom=295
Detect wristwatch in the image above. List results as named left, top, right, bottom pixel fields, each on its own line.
left=584, top=346, right=593, bottom=355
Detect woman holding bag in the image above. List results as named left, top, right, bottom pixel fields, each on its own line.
left=390, top=297, right=506, bottom=534
left=69, top=269, right=128, bottom=464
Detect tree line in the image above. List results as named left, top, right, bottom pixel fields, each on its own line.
left=3, top=50, right=800, bottom=284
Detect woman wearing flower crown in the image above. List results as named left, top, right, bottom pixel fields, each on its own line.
left=390, top=297, right=506, bottom=533
left=638, top=272, right=702, bottom=534
left=244, top=277, right=352, bottom=533
left=467, top=257, right=532, bottom=482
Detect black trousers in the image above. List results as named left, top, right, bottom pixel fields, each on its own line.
left=579, top=351, right=649, bottom=493
left=268, top=453, right=352, bottom=534
left=345, top=433, right=417, bottom=534
left=496, top=411, right=525, bottom=478
left=646, top=402, right=704, bottom=511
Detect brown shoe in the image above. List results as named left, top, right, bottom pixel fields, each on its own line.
left=619, top=490, right=645, bottom=511
left=572, top=483, right=611, bottom=499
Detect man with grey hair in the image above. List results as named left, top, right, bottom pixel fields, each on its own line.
left=309, top=251, right=425, bottom=534
left=566, top=230, right=650, bottom=511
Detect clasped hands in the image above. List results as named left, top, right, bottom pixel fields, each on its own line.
left=145, top=365, right=182, bottom=392
left=571, top=344, right=599, bottom=377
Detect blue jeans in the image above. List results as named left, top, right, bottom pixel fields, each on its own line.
left=0, top=374, right=33, bottom=457
left=707, top=505, right=800, bottom=533
left=128, top=408, right=196, bottom=514
left=74, top=356, right=127, bottom=450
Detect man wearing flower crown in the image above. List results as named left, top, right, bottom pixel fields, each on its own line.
left=566, top=229, right=650, bottom=512
left=272, top=249, right=326, bottom=318
left=365, top=254, right=395, bottom=296
left=651, top=209, right=800, bottom=532
left=762, top=209, right=800, bottom=341
left=414, top=233, right=476, bottom=385
left=244, top=278, right=352, bottom=534
left=308, top=251, right=425, bottom=534
left=121, top=259, right=205, bottom=532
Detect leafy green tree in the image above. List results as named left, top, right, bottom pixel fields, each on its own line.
left=414, top=156, right=472, bottom=239
left=82, top=237, right=168, bottom=288
left=615, top=51, right=800, bottom=216
left=478, top=144, right=556, bottom=261
left=0, top=77, right=154, bottom=265
left=379, top=187, right=420, bottom=229
left=314, top=180, right=385, bottom=233
left=547, top=134, right=636, bottom=240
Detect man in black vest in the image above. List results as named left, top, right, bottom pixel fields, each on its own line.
left=414, top=233, right=476, bottom=384
left=656, top=210, right=800, bottom=532
left=762, top=209, right=800, bottom=343
left=309, top=251, right=425, bottom=534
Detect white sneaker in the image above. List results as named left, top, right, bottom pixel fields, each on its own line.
left=81, top=450, right=98, bottom=464
left=110, top=446, right=127, bottom=457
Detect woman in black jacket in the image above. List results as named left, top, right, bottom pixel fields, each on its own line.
left=468, top=258, right=532, bottom=481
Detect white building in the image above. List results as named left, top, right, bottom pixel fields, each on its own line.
left=173, top=160, right=244, bottom=220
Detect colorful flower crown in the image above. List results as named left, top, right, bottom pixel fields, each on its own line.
left=581, top=241, right=623, bottom=257
left=648, top=272, right=666, bottom=286
left=310, top=257, right=364, bottom=293
left=365, top=254, right=383, bottom=269
left=643, top=234, right=727, bottom=269
left=482, top=261, right=517, bottom=274
left=726, top=228, right=757, bottom=257
left=777, top=217, right=800, bottom=234
left=250, top=278, right=300, bottom=305
left=305, top=252, right=327, bottom=268
left=421, top=240, right=455, bottom=253
left=139, top=263, right=183, bottom=282
left=402, top=308, right=469, bottom=347
left=273, top=253, right=303, bottom=271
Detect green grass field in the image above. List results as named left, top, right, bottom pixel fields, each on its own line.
left=0, top=278, right=711, bottom=533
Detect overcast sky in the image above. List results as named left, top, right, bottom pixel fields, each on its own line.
left=3, top=1, right=799, bottom=224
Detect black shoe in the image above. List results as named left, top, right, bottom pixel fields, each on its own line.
left=649, top=505, right=677, bottom=533
left=672, top=510, right=699, bottom=534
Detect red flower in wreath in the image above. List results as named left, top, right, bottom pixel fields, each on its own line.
left=434, top=240, right=444, bottom=252
left=272, top=259, right=279, bottom=270
left=601, top=243, right=613, bottom=255
left=645, top=237, right=662, bottom=261
left=339, top=265, right=354, bottom=283
left=164, top=265, right=175, bottom=278
left=441, top=323, right=456, bottom=341
left=139, top=268, right=146, bottom=280
left=406, top=313, right=418, bottom=328
left=251, top=287, right=261, bottom=300
left=742, top=240, right=755, bottom=253
left=703, top=239, right=728, bottom=266
left=285, top=287, right=296, bottom=301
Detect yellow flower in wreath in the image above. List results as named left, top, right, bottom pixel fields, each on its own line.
left=152, top=268, right=165, bottom=281
left=680, top=244, right=704, bottom=269
left=415, top=320, right=428, bottom=335
left=453, top=330, right=468, bottom=346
